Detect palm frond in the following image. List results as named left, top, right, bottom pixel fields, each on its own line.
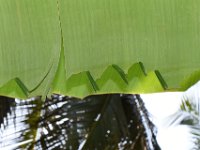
left=0, top=96, right=15, bottom=129
left=121, top=94, right=160, bottom=150
left=0, top=94, right=160, bottom=150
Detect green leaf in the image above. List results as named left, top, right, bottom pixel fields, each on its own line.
left=0, top=0, right=61, bottom=98
left=112, top=64, right=128, bottom=84
left=59, top=0, right=200, bottom=89
left=65, top=72, right=96, bottom=98
left=181, top=70, right=200, bottom=90
left=86, top=71, right=99, bottom=92
left=1, top=0, right=200, bottom=98
left=0, top=78, right=28, bottom=99
left=127, top=63, right=165, bottom=93
left=96, top=65, right=128, bottom=94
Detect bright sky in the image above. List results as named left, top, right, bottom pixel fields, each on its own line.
left=142, top=91, right=195, bottom=150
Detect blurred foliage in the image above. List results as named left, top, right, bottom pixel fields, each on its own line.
left=168, top=96, right=200, bottom=150
left=0, top=94, right=160, bottom=150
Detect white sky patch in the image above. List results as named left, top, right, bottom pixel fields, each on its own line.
left=157, top=125, right=194, bottom=150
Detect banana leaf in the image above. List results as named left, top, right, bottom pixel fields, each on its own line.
left=0, top=0, right=200, bottom=98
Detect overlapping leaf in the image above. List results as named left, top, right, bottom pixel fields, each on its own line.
left=1, top=0, right=200, bottom=98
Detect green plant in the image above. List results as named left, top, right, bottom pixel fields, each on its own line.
left=1, top=1, right=200, bottom=149
left=1, top=1, right=200, bottom=99
left=0, top=95, right=161, bottom=150
left=168, top=96, right=200, bottom=150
